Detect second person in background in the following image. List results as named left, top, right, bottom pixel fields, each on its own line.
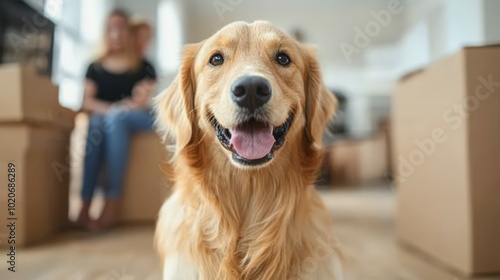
left=77, top=9, right=157, bottom=231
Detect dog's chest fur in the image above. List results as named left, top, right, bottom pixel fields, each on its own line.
left=156, top=182, right=343, bottom=280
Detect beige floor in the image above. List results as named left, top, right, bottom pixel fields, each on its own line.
left=1, top=185, right=499, bottom=280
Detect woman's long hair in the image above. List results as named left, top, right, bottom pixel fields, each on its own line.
left=95, top=9, right=141, bottom=72
left=130, top=17, right=152, bottom=56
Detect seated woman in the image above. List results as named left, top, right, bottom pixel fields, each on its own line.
left=76, top=9, right=157, bottom=231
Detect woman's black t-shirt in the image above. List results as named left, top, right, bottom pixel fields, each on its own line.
left=85, top=59, right=157, bottom=102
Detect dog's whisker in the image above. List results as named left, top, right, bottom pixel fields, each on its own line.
left=185, top=104, right=205, bottom=119
left=194, top=130, right=209, bottom=147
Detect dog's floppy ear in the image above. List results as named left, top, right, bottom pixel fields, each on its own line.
left=155, top=43, right=201, bottom=156
left=303, top=46, right=337, bottom=150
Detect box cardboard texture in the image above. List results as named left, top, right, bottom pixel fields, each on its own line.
left=328, top=132, right=388, bottom=186
left=119, top=132, right=171, bottom=222
left=0, top=125, right=71, bottom=247
left=0, top=64, right=59, bottom=123
left=393, top=46, right=500, bottom=275
left=0, top=63, right=75, bottom=247
left=70, top=113, right=171, bottom=223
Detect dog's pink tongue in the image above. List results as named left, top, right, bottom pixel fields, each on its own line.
left=230, top=123, right=275, bottom=160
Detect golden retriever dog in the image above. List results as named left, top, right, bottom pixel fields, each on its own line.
left=155, top=21, right=343, bottom=280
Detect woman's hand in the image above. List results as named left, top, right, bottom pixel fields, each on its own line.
left=130, top=80, right=156, bottom=109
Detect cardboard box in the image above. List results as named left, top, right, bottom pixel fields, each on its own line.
left=69, top=114, right=170, bottom=223
left=54, top=106, right=77, bottom=130
left=119, top=132, right=171, bottom=222
left=329, top=132, right=388, bottom=186
left=328, top=140, right=360, bottom=185
left=0, top=63, right=60, bottom=125
left=392, top=46, right=500, bottom=275
left=0, top=125, right=71, bottom=247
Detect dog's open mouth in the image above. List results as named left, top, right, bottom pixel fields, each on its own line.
left=211, top=113, right=294, bottom=166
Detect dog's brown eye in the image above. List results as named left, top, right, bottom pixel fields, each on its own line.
left=209, top=53, right=224, bottom=66
left=276, top=52, right=291, bottom=66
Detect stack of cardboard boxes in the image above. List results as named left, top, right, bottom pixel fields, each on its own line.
left=0, top=63, right=171, bottom=247
left=0, top=63, right=75, bottom=246
left=393, top=46, right=500, bottom=275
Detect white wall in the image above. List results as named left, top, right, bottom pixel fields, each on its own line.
left=127, top=0, right=500, bottom=136
left=115, top=0, right=160, bottom=64
left=483, top=0, right=500, bottom=45
left=403, top=0, right=495, bottom=65
left=56, top=0, right=116, bottom=109
left=181, top=0, right=407, bottom=73
left=441, top=0, right=484, bottom=56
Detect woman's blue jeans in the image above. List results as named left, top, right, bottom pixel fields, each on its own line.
left=81, top=108, right=154, bottom=201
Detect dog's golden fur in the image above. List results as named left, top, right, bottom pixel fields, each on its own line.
left=155, top=21, right=343, bottom=280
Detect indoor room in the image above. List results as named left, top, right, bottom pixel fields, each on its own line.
left=0, top=0, right=499, bottom=279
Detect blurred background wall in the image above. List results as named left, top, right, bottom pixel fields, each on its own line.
left=24, top=0, right=500, bottom=137
left=2, top=0, right=500, bottom=277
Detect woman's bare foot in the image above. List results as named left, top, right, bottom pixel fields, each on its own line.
left=88, top=199, right=119, bottom=231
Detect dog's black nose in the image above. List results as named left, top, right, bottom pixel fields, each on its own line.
left=231, top=76, right=271, bottom=111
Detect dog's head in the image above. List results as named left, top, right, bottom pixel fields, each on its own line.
left=156, top=21, right=336, bottom=170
